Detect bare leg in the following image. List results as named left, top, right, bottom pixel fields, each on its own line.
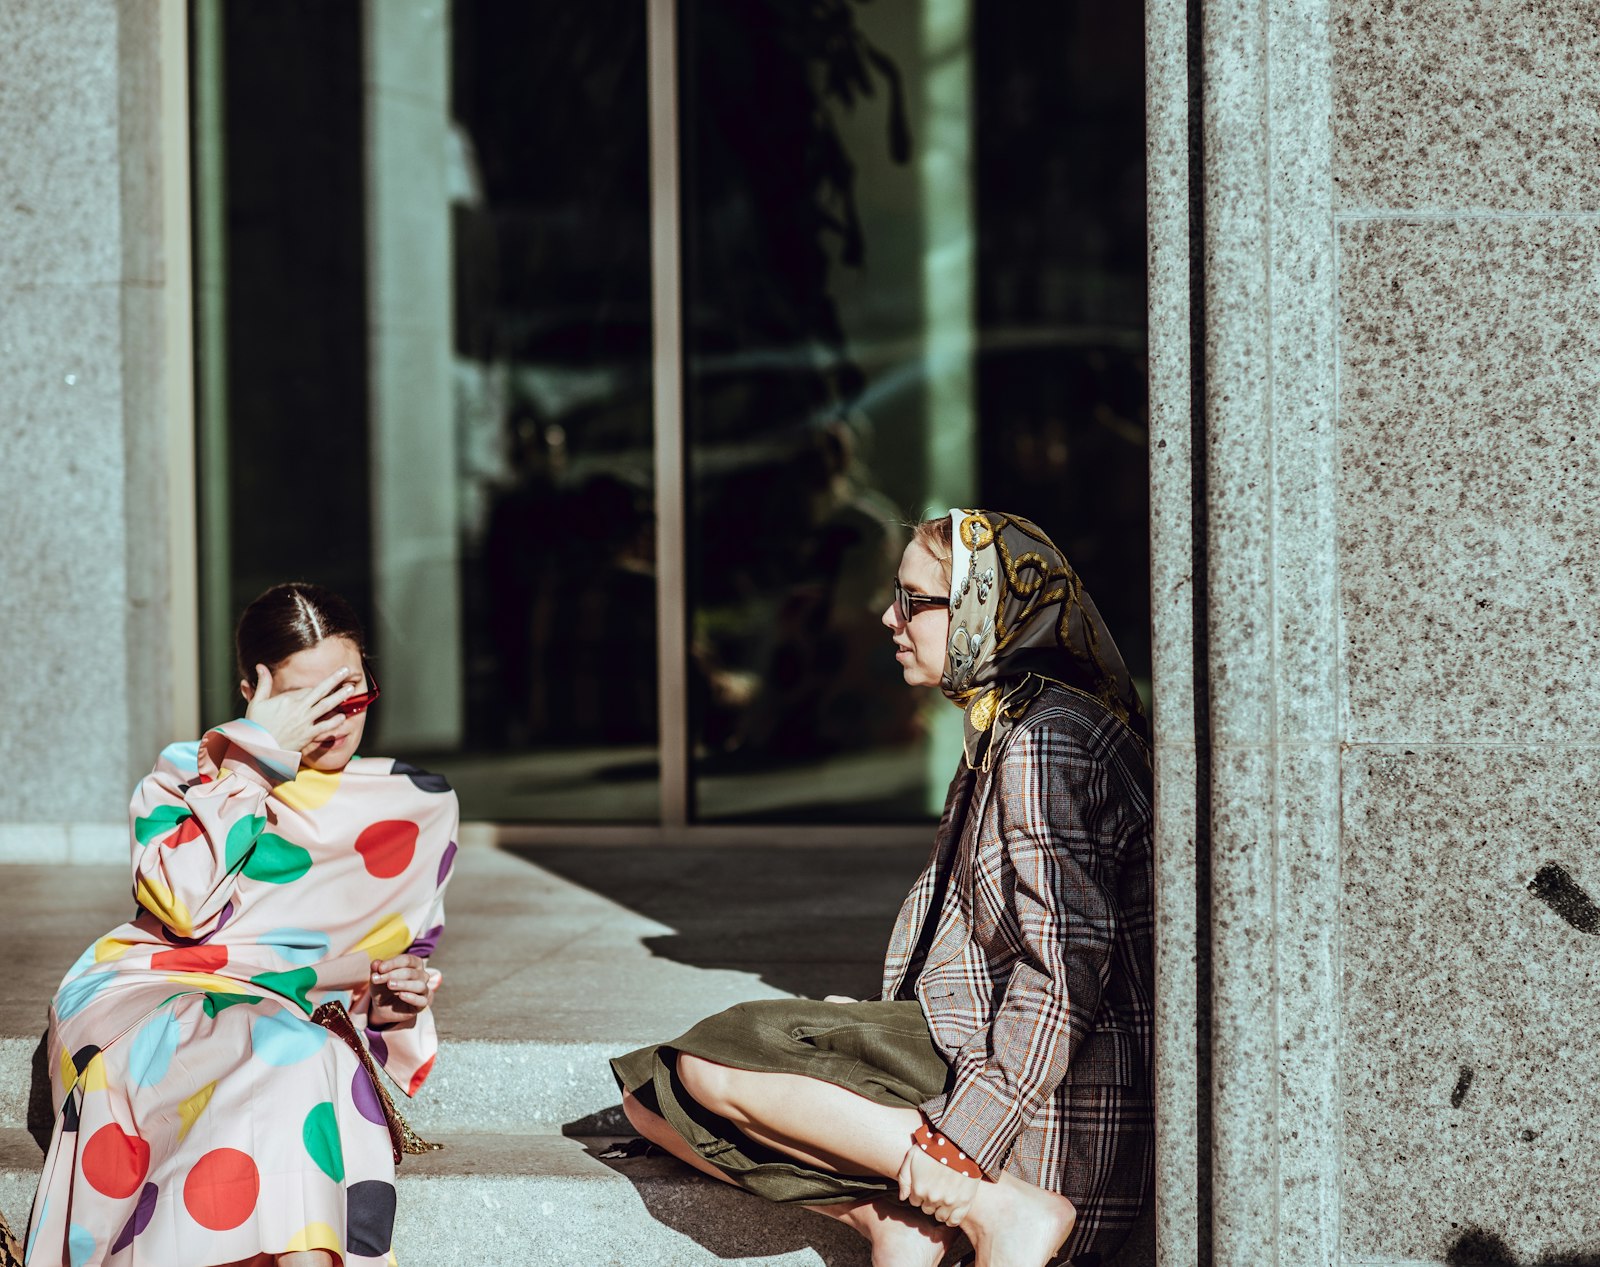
left=276, top=1254, right=335, bottom=1267
left=808, top=1199, right=963, bottom=1267
left=624, top=1082, right=957, bottom=1267
left=677, top=1054, right=1075, bottom=1267
left=621, top=1086, right=740, bottom=1188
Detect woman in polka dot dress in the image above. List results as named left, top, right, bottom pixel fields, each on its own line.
left=25, top=583, right=459, bottom=1267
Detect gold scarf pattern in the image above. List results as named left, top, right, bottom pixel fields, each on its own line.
left=941, top=509, right=1149, bottom=769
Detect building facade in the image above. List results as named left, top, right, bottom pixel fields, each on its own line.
left=3, top=1, right=1596, bottom=1264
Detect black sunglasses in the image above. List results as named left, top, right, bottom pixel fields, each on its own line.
left=892, top=576, right=951, bottom=624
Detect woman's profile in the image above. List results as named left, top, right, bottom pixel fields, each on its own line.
left=613, top=509, right=1154, bottom=1267
left=26, top=583, right=458, bottom=1267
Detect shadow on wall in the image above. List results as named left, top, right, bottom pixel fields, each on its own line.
left=505, top=843, right=930, bottom=1001
left=1448, top=1228, right=1600, bottom=1266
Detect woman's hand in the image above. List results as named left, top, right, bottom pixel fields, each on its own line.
left=368, top=954, right=438, bottom=1028
left=898, top=1142, right=982, bottom=1227
left=245, top=664, right=357, bottom=754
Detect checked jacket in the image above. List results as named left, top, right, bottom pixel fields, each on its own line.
left=880, top=682, right=1155, bottom=1187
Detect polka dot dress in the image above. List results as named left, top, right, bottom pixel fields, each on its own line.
left=26, top=721, right=458, bottom=1267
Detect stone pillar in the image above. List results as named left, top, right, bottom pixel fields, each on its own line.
left=363, top=0, right=462, bottom=750
left=0, top=0, right=195, bottom=862
left=1151, top=0, right=1600, bottom=1263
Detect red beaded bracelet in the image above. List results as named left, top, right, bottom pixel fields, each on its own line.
left=911, top=1122, right=985, bottom=1180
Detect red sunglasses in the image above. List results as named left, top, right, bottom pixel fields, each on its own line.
left=321, top=663, right=380, bottom=720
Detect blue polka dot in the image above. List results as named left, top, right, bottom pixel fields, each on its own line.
left=69, top=1222, right=96, bottom=1267
left=62, top=943, right=96, bottom=981
left=250, top=1009, right=328, bottom=1066
left=262, top=927, right=331, bottom=967
left=157, top=739, right=202, bottom=778
left=128, top=1010, right=182, bottom=1087
left=26, top=1196, right=46, bottom=1261
left=56, top=970, right=114, bottom=1020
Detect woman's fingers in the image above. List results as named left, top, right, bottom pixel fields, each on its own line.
left=254, top=664, right=273, bottom=700
left=897, top=1151, right=912, bottom=1203
left=308, top=671, right=357, bottom=712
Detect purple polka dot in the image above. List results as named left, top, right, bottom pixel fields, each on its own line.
left=352, top=1065, right=386, bottom=1127
left=111, top=1182, right=158, bottom=1253
left=365, top=1028, right=389, bottom=1066
left=437, top=841, right=458, bottom=887
left=158, top=900, right=234, bottom=947
left=406, top=925, right=444, bottom=958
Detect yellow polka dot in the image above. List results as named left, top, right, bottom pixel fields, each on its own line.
left=164, top=972, right=240, bottom=994
left=59, top=1047, right=76, bottom=1094
left=286, top=1222, right=341, bottom=1253
left=79, top=1052, right=109, bottom=1093
left=93, top=936, right=135, bottom=963
left=272, top=767, right=343, bottom=811
left=178, top=1080, right=217, bottom=1141
left=352, top=913, right=411, bottom=961
left=134, top=875, right=193, bottom=938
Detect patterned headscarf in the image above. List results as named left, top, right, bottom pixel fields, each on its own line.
left=940, top=509, right=1149, bottom=770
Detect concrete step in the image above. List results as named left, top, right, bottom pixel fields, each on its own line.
left=0, top=1128, right=871, bottom=1266
left=0, top=843, right=919, bottom=1134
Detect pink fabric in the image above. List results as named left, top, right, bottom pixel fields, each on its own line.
left=27, top=720, right=458, bottom=1266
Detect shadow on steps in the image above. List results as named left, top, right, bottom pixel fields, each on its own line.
left=505, top=843, right=930, bottom=1001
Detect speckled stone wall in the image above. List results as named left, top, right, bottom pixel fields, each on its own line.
left=1148, top=1, right=1600, bottom=1265
left=0, top=0, right=188, bottom=861
left=1332, top=2, right=1600, bottom=1261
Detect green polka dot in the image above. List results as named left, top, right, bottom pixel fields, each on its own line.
left=201, top=992, right=263, bottom=1018
left=302, top=1102, right=344, bottom=1182
left=250, top=967, right=317, bottom=1015
left=239, top=832, right=312, bottom=886
left=135, top=805, right=192, bottom=847
left=223, top=816, right=267, bottom=871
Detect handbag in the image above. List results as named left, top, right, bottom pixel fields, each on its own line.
left=310, top=1000, right=443, bottom=1164
left=0, top=1206, right=23, bottom=1267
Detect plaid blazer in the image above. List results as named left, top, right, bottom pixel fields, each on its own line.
left=881, top=683, right=1155, bottom=1186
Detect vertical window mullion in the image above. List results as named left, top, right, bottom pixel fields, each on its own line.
left=648, top=0, right=690, bottom=829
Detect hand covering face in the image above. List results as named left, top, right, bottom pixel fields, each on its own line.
left=941, top=508, right=1149, bottom=769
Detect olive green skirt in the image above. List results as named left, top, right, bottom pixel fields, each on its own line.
left=610, top=997, right=949, bottom=1204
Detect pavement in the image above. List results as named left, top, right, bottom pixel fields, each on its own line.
left=0, top=840, right=1154, bottom=1265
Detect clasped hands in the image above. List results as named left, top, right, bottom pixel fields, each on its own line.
left=821, top=993, right=985, bottom=1227
left=368, top=953, right=439, bottom=1028
left=897, top=1132, right=983, bottom=1228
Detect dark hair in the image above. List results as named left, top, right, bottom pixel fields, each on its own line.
left=234, top=582, right=367, bottom=684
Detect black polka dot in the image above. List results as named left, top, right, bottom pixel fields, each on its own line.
left=346, top=1179, right=397, bottom=1257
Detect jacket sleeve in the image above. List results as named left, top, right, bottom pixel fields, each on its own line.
left=928, top=724, right=1116, bottom=1177
left=130, top=719, right=302, bottom=939
left=354, top=798, right=459, bottom=1098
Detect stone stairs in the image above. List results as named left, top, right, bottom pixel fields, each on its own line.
left=0, top=842, right=1153, bottom=1265
left=0, top=842, right=930, bottom=1264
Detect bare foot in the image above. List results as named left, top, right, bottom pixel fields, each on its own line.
left=809, top=1197, right=962, bottom=1267
left=963, top=1175, right=1076, bottom=1267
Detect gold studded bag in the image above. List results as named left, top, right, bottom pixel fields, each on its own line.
left=309, top=1000, right=443, bottom=1164
left=0, top=1207, right=23, bottom=1267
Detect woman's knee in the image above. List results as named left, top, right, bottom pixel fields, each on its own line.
left=675, top=1052, right=739, bottom=1114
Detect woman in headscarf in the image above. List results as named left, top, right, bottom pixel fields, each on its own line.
left=613, top=510, right=1153, bottom=1267
left=26, top=583, right=459, bottom=1267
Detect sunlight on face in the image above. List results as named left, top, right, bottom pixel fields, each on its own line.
left=881, top=541, right=950, bottom=689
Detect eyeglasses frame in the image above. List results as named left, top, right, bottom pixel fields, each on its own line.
left=892, top=576, right=951, bottom=625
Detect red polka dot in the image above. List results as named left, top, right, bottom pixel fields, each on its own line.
left=355, top=821, right=418, bottom=879
left=151, top=944, right=229, bottom=972
left=183, top=1148, right=259, bottom=1231
left=408, top=1054, right=436, bottom=1096
left=166, top=817, right=205, bottom=847
left=82, top=1125, right=150, bottom=1199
